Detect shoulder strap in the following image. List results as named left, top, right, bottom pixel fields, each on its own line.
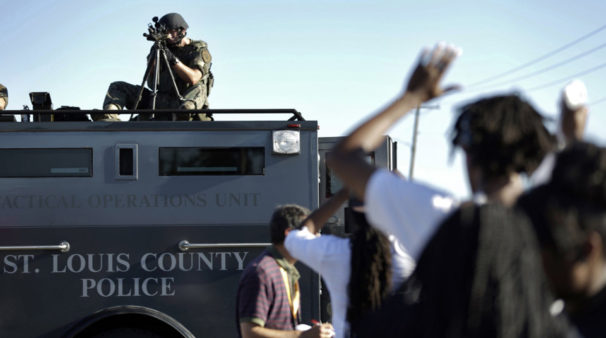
left=279, top=266, right=300, bottom=324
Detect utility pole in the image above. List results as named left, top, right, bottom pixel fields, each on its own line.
left=408, top=104, right=439, bottom=180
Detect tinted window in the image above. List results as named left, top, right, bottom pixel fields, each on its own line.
left=159, top=147, right=265, bottom=176
left=0, top=148, right=92, bottom=177
left=325, top=153, right=374, bottom=197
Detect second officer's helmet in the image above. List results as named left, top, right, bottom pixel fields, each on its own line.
left=158, top=13, right=189, bottom=31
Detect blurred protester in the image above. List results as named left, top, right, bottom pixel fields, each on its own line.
left=399, top=203, right=569, bottom=337
left=326, top=44, right=461, bottom=263
left=449, top=93, right=555, bottom=203
left=519, top=142, right=606, bottom=338
left=235, top=204, right=334, bottom=338
left=327, top=43, right=555, bottom=263
left=327, top=44, right=567, bottom=337
left=285, top=189, right=414, bottom=338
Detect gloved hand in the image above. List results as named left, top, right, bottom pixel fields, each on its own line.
left=164, top=48, right=180, bottom=66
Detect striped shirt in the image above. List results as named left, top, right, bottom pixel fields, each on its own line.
left=236, top=247, right=300, bottom=336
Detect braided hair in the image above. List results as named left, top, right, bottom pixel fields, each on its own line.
left=346, top=210, right=392, bottom=324
left=451, top=94, right=555, bottom=179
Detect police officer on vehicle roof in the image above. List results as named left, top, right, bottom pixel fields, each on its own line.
left=97, top=12, right=213, bottom=121
left=0, top=84, right=7, bottom=111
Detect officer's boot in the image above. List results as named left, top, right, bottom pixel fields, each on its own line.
left=91, top=104, right=121, bottom=121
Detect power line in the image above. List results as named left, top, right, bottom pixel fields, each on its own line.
left=465, top=24, right=606, bottom=88
left=526, top=61, right=606, bottom=92
left=468, top=42, right=606, bottom=92
left=589, top=96, right=606, bottom=107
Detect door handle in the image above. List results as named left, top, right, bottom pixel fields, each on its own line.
left=178, top=240, right=269, bottom=252
left=0, top=241, right=70, bottom=253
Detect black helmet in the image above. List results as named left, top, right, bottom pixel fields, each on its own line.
left=158, top=13, right=189, bottom=31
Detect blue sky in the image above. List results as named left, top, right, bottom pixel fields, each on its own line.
left=2, top=0, right=606, bottom=198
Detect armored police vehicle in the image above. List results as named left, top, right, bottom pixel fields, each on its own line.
left=0, top=106, right=396, bottom=337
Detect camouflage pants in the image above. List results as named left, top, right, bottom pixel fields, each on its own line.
left=98, top=81, right=211, bottom=121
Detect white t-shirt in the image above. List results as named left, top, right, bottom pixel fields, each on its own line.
left=365, top=169, right=458, bottom=260
left=285, top=227, right=414, bottom=338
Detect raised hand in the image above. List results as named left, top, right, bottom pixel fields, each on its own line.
left=163, top=48, right=180, bottom=65
left=405, top=43, right=462, bottom=102
left=560, top=80, right=588, bottom=145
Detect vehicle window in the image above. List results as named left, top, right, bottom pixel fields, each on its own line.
left=325, top=153, right=374, bottom=197
left=159, top=147, right=265, bottom=176
left=0, top=148, right=92, bottom=177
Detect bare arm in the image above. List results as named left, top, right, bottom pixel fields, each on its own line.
left=149, top=56, right=203, bottom=86
left=240, top=322, right=300, bottom=338
left=240, top=322, right=334, bottom=338
left=173, top=61, right=203, bottom=85
left=300, top=188, right=350, bottom=234
left=150, top=42, right=204, bottom=86
left=326, top=44, right=461, bottom=199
